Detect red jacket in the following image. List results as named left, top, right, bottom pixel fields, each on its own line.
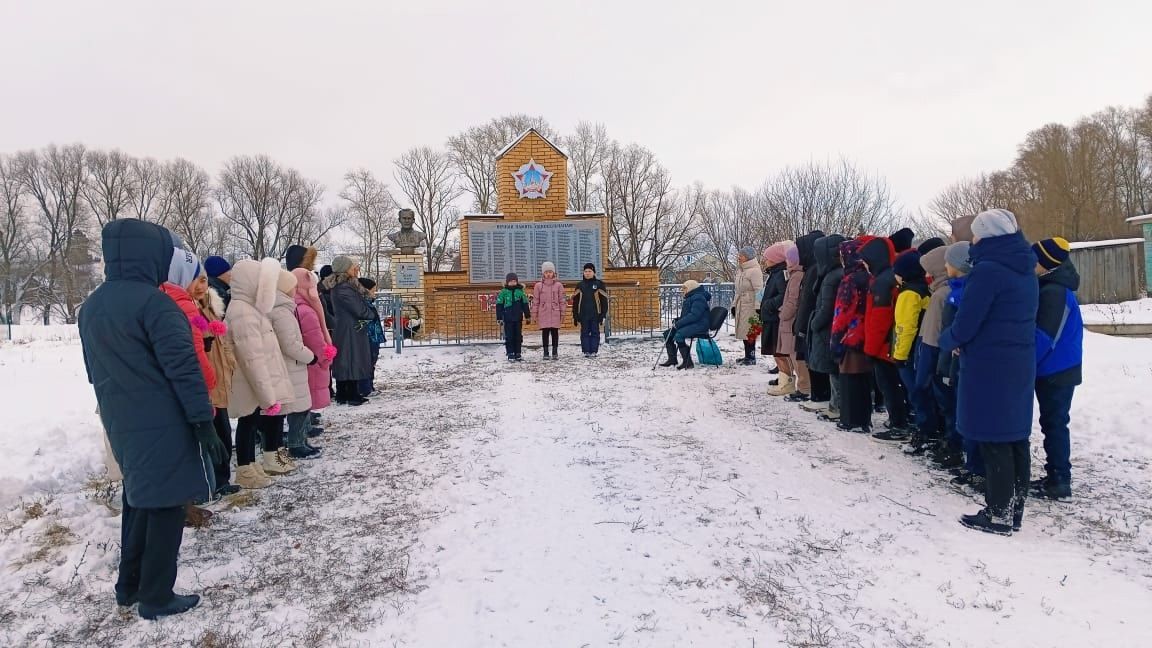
left=860, top=237, right=897, bottom=361
left=161, top=282, right=216, bottom=394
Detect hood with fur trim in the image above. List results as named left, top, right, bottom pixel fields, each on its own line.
left=229, top=258, right=282, bottom=314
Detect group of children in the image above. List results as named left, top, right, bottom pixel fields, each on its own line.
left=495, top=261, right=610, bottom=361
left=744, top=210, right=1083, bottom=536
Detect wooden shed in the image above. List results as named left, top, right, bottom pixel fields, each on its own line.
left=1067, top=238, right=1146, bottom=304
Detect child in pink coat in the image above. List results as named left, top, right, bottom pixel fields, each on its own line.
left=532, top=261, right=567, bottom=359
left=290, top=284, right=336, bottom=458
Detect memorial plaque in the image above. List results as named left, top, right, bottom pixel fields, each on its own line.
left=468, top=220, right=602, bottom=283
left=395, top=263, right=421, bottom=289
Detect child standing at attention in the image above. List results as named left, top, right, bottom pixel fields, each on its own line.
left=572, top=263, right=610, bottom=357
left=532, top=261, right=566, bottom=360
left=496, top=272, right=530, bottom=361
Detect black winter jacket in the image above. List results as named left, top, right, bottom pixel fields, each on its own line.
left=79, top=220, right=214, bottom=509
left=807, top=234, right=846, bottom=375
left=572, top=278, right=609, bottom=323
left=793, top=230, right=825, bottom=338
left=759, top=263, right=787, bottom=323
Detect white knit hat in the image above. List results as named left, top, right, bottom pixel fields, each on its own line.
left=971, top=208, right=1019, bottom=240
left=541, top=261, right=556, bottom=274
left=683, top=280, right=701, bottom=293
left=168, top=248, right=201, bottom=289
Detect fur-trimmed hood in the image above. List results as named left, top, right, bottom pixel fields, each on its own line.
left=230, top=258, right=282, bottom=314
left=321, top=271, right=370, bottom=297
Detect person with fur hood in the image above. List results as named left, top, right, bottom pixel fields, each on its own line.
left=268, top=270, right=324, bottom=461
left=323, top=256, right=379, bottom=404
left=770, top=242, right=805, bottom=397
left=295, top=274, right=336, bottom=451
left=731, top=246, right=764, bottom=366
left=194, top=263, right=238, bottom=496
left=225, top=258, right=296, bottom=489
left=532, top=261, right=566, bottom=359
left=285, top=245, right=332, bottom=346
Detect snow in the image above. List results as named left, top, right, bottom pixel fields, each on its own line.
left=1082, top=298, right=1152, bottom=325
left=493, top=128, right=568, bottom=160
left=1067, top=237, right=1143, bottom=250
left=2, top=330, right=1152, bottom=646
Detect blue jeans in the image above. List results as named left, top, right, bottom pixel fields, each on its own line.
left=286, top=411, right=311, bottom=450
left=909, top=343, right=941, bottom=436
left=580, top=319, right=601, bottom=354
left=1036, top=381, right=1076, bottom=483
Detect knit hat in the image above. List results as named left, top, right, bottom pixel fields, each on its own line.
left=1032, top=237, right=1071, bottom=271
left=893, top=251, right=925, bottom=282
left=944, top=241, right=973, bottom=274
left=276, top=269, right=298, bottom=296
left=971, top=208, right=1019, bottom=240
left=739, top=246, right=757, bottom=260
left=950, top=215, right=975, bottom=243
left=917, top=237, right=945, bottom=255
left=331, top=255, right=355, bottom=275
left=284, top=245, right=313, bottom=272
left=319, top=265, right=334, bottom=281
left=506, top=272, right=519, bottom=284
left=541, top=261, right=556, bottom=274
left=683, top=280, right=701, bottom=293
left=358, top=277, right=377, bottom=291
left=204, top=256, right=231, bottom=278
left=763, top=241, right=791, bottom=266
left=168, top=248, right=201, bottom=289
left=889, top=228, right=916, bottom=253
left=583, top=263, right=596, bottom=273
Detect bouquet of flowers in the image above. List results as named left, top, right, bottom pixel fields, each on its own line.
left=746, top=313, right=763, bottom=343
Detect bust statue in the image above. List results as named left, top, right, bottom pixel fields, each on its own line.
left=388, top=208, right=427, bottom=255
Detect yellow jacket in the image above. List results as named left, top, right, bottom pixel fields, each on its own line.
left=891, top=287, right=931, bottom=361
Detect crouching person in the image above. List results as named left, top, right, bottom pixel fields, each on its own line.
left=658, top=280, right=711, bottom=370
left=79, top=220, right=225, bottom=620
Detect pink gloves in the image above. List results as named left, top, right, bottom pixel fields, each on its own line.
left=323, top=344, right=338, bottom=361
left=190, top=315, right=210, bottom=331
left=208, top=321, right=228, bottom=336
left=264, top=403, right=282, bottom=416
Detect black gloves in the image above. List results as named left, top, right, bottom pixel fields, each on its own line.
left=308, top=353, right=319, bottom=366
left=203, top=337, right=214, bottom=353
left=192, top=421, right=227, bottom=465
left=731, top=306, right=736, bottom=319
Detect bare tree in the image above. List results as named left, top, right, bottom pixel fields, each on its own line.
left=599, top=142, right=700, bottom=269
left=128, top=156, right=164, bottom=222
left=158, top=158, right=218, bottom=254
left=758, top=159, right=900, bottom=241
left=340, top=169, right=398, bottom=281
left=215, top=155, right=329, bottom=259
left=13, top=144, right=91, bottom=323
left=447, top=114, right=554, bottom=214
left=564, top=121, right=610, bottom=212
left=697, top=187, right=763, bottom=281
left=83, top=149, right=135, bottom=226
left=393, top=147, right=464, bottom=271
left=0, top=155, right=47, bottom=324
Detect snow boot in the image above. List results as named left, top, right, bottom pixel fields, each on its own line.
left=675, top=343, right=694, bottom=370
left=139, top=594, right=201, bottom=621
left=799, top=401, right=828, bottom=413
left=783, top=391, right=810, bottom=403
left=872, top=427, right=911, bottom=443
left=261, top=450, right=295, bottom=476
left=543, top=348, right=551, bottom=359
left=767, top=374, right=795, bottom=396
left=836, top=422, right=870, bottom=434
left=817, top=409, right=840, bottom=421
left=289, top=445, right=321, bottom=460
left=959, top=509, right=1013, bottom=536
left=235, top=464, right=271, bottom=489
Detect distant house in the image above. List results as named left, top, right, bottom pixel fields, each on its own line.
left=669, top=254, right=727, bottom=284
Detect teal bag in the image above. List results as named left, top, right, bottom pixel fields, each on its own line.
left=695, top=338, right=723, bottom=366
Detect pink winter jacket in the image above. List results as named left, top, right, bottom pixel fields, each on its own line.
left=292, top=268, right=332, bottom=346
left=532, top=277, right=567, bottom=329
left=295, top=292, right=332, bottom=411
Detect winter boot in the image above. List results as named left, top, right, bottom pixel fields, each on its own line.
left=139, top=594, right=201, bottom=621
left=768, top=365, right=780, bottom=375
left=675, top=343, right=695, bottom=370
left=543, top=348, right=551, bottom=359
left=659, top=345, right=678, bottom=368
left=959, top=509, right=1013, bottom=536
left=767, top=374, right=795, bottom=396
left=783, top=391, right=810, bottom=403
left=235, top=464, right=271, bottom=489
left=276, top=448, right=299, bottom=471
left=799, top=401, right=828, bottom=413
left=289, top=445, right=321, bottom=460
left=836, top=422, right=870, bottom=434
left=184, top=503, right=214, bottom=529
left=817, top=409, right=840, bottom=421
left=261, top=450, right=295, bottom=476
left=1031, top=477, right=1072, bottom=501
left=871, top=427, right=911, bottom=443
left=307, top=426, right=324, bottom=438
left=551, top=345, right=558, bottom=359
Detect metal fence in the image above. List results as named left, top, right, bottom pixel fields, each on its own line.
left=373, top=281, right=736, bottom=351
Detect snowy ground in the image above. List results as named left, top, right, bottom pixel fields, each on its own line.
left=2, top=330, right=1151, bottom=647
left=1082, top=298, right=1152, bottom=325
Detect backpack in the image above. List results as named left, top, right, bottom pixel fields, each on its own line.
left=695, top=338, right=723, bottom=366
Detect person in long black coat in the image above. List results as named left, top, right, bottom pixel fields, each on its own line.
left=324, top=256, right=379, bottom=405
left=759, top=251, right=788, bottom=358
left=792, top=230, right=826, bottom=397
left=79, top=219, right=223, bottom=620
left=806, top=234, right=846, bottom=412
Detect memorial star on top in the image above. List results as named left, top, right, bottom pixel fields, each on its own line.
left=513, top=159, right=552, bottom=199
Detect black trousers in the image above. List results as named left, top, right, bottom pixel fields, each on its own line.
left=211, top=408, right=233, bottom=488
left=839, top=373, right=873, bottom=430
left=235, top=410, right=260, bottom=466
left=260, top=415, right=285, bottom=452
left=809, top=371, right=831, bottom=402
left=980, top=440, right=1030, bottom=522
left=503, top=321, right=523, bottom=356
left=873, top=361, right=908, bottom=427
left=541, top=328, right=559, bottom=353
left=742, top=340, right=756, bottom=359
left=116, top=492, right=186, bottom=607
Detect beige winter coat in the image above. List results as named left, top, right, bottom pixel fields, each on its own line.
left=268, top=275, right=315, bottom=415
left=200, top=287, right=236, bottom=409
left=732, top=258, right=764, bottom=339
left=225, top=259, right=294, bottom=416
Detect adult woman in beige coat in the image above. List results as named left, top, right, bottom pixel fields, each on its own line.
left=732, top=246, right=764, bottom=366
left=225, top=258, right=295, bottom=489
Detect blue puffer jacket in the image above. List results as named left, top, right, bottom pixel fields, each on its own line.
left=79, top=220, right=215, bottom=509
left=674, top=286, right=712, bottom=341
left=1035, top=263, right=1083, bottom=386
left=939, top=231, right=1039, bottom=443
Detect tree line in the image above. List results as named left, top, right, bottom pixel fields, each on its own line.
left=3, top=95, right=1148, bottom=324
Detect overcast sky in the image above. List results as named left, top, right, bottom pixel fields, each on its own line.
left=2, top=0, right=1149, bottom=214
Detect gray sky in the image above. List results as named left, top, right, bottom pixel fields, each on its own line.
left=2, top=0, right=1149, bottom=213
